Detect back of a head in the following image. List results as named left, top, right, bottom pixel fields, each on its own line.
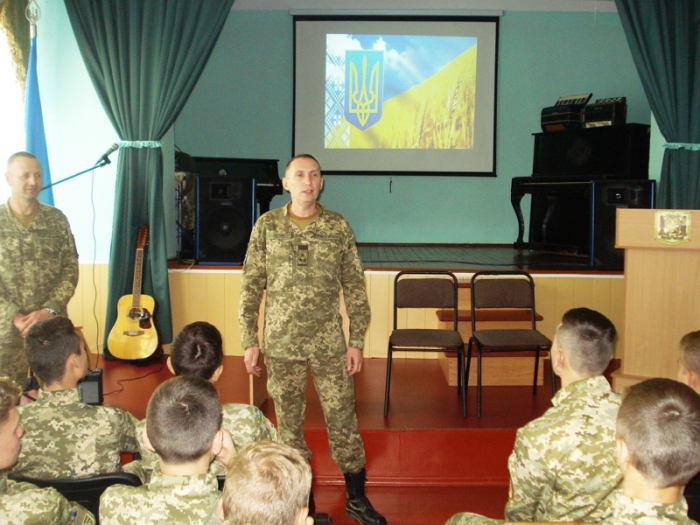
left=680, top=331, right=700, bottom=376
left=555, top=307, right=616, bottom=377
left=618, top=378, right=700, bottom=488
left=25, top=316, right=81, bottom=386
left=222, top=441, right=312, bottom=525
left=146, top=375, right=222, bottom=464
left=170, top=321, right=223, bottom=380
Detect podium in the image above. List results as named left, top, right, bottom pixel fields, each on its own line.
left=612, top=209, right=700, bottom=390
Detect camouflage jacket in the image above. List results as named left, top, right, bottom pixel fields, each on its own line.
left=14, top=388, right=139, bottom=478
left=99, top=471, right=220, bottom=525
left=597, top=493, right=699, bottom=525
left=132, top=402, right=277, bottom=478
left=0, top=472, right=94, bottom=524
left=443, top=512, right=503, bottom=525
left=239, top=204, right=370, bottom=359
left=0, top=202, right=79, bottom=330
left=504, top=375, right=622, bottom=523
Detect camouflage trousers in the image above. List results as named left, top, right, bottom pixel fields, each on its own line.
left=266, top=353, right=366, bottom=473
left=0, top=324, right=28, bottom=388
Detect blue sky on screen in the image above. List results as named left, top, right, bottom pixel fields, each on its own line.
left=327, top=34, right=477, bottom=100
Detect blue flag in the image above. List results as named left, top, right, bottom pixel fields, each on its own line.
left=25, top=35, right=53, bottom=206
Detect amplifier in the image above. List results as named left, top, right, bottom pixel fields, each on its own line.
left=540, top=93, right=592, bottom=133
left=584, top=97, right=627, bottom=128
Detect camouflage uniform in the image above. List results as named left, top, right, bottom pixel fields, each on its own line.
left=443, top=512, right=502, bottom=525
left=14, top=388, right=139, bottom=479
left=505, top=375, right=622, bottom=523
left=597, top=493, right=699, bottom=525
left=131, top=402, right=277, bottom=478
left=99, top=471, right=220, bottom=525
left=0, top=202, right=79, bottom=387
left=239, top=204, right=370, bottom=473
left=0, top=472, right=94, bottom=524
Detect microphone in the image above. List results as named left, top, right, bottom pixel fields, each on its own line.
left=95, top=143, right=119, bottom=166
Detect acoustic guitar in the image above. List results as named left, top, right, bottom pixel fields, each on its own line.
left=107, top=225, right=159, bottom=360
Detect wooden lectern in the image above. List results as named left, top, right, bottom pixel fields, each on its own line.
left=612, top=209, right=700, bottom=390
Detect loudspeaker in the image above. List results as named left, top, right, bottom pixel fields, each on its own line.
left=195, top=176, right=255, bottom=265
left=533, top=124, right=650, bottom=178
left=590, top=179, right=656, bottom=268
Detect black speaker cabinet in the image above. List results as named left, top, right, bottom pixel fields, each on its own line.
left=533, top=124, right=651, bottom=178
left=591, top=179, right=656, bottom=268
left=195, top=176, right=255, bottom=265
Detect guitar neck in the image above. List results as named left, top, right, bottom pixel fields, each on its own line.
left=131, top=248, right=144, bottom=308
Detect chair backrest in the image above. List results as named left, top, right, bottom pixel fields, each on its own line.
left=8, top=471, right=142, bottom=524
left=470, top=271, right=537, bottom=331
left=393, top=271, right=458, bottom=330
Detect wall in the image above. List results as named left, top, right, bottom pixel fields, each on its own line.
left=175, top=9, right=651, bottom=244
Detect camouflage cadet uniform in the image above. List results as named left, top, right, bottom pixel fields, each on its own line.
left=0, top=472, right=95, bottom=524
left=239, top=204, right=370, bottom=473
left=597, top=493, right=699, bottom=525
left=443, top=512, right=502, bottom=525
left=505, top=375, right=622, bottom=523
left=99, top=471, right=220, bottom=525
left=0, top=202, right=79, bottom=387
left=14, top=388, right=139, bottom=478
left=131, top=402, right=277, bottom=478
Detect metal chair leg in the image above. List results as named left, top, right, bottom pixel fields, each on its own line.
left=477, top=347, right=483, bottom=418
left=383, top=346, right=393, bottom=416
left=533, top=348, right=540, bottom=395
left=550, top=350, right=558, bottom=396
left=459, top=349, right=467, bottom=417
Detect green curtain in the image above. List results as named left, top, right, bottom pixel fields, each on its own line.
left=615, top=0, right=700, bottom=209
left=64, top=0, right=234, bottom=355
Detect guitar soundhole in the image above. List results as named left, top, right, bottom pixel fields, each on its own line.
left=127, top=308, right=152, bottom=329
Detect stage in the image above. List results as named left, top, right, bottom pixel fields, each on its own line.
left=97, top=353, right=569, bottom=524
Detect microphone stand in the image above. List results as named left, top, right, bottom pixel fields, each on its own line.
left=41, top=158, right=112, bottom=192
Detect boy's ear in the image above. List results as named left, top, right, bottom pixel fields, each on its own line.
left=210, top=428, right=224, bottom=457
left=215, top=498, right=225, bottom=521
left=210, top=364, right=224, bottom=384
left=166, top=356, right=175, bottom=376
left=142, top=426, right=156, bottom=453
left=688, top=370, right=700, bottom=389
left=616, top=437, right=630, bottom=470
left=293, top=506, right=311, bottom=525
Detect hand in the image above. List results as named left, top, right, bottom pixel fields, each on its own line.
left=244, top=346, right=262, bottom=377
left=213, top=429, right=237, bottom=468
left=346, top=347, right=363, bottom=376
left=13, top=309, right=53, bottom=336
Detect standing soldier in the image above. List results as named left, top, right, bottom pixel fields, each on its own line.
left=0, top=152, right=79, bottom=388
left=239, top=154, right=386, bottom=525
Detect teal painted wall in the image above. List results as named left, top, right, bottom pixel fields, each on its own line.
left=175, top=10, right=651, bottom=244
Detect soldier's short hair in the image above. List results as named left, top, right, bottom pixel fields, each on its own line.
left=618, top=378, right=700, bottom=488
left=221, top=441, right=312, bottom=525
left=555, top=307, right=616, bottom=377
left=146, top=375, right=222, bottom=464
left=7, top=151, right=38, bottom=169
left=170, top=322, right=223, bottom=380
left=0, top=378, right=21, bottom=425
left=680, top=331, right=700, bottom=375
left=25, top=316, right=82, bottom=386
left=285, top=154, right=321, bottom=174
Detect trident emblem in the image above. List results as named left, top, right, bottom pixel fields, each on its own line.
left=345, top=51, right=384, bottom=131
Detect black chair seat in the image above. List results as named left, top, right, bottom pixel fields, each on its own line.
left=472, top=329, right=551, bottom=349
left=390, top=329, right=463, bottom=348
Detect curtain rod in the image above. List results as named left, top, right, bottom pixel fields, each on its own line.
left=289, top=9, right=505, bottom=17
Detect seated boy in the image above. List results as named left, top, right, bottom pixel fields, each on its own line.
left=14, top=316, right=139, bottom=478
left=100, top=375, right=235, bottom=524
left=133, top=321, right=276, bottom=479
left=444, top=307, right=621, bottom=525
left=216, top=441, right=312, bottom=525
left=0, top=376, right=95, bottom=524
left=598, top=377, right=700, bottom=524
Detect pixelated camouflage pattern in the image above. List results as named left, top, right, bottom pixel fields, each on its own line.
left=267, top=354, right=365, bottom=473
left=239, top=204, right=370, bottom=358
left=0, top=203, right=79, bottom=387
left=597, top=493, right=699, bottom=525
left=132, top=402, right=277, bottom=477
left=0, top=474, right=95, bottom=524
left=14, top=388, right=139, bottom=479
left=504, top=375, right=622, bottom=523
left=99, top=471, right=220, bottom=525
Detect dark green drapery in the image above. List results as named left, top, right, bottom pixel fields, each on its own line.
left=615, top=0, right=700, bottom=209
left=64, top=0, right=234, bottom=352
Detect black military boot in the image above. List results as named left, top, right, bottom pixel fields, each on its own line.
left=344, top=468, right=387, bottom=525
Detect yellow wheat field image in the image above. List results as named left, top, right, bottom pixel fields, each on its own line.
left=328, top=45, right=477, bottom=150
